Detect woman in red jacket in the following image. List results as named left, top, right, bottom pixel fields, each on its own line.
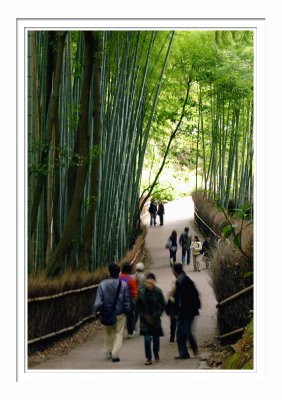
left=119, top=263, right=138, bottom=337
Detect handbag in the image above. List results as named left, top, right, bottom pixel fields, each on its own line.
left=99, top=280, right=122, bottom=326
left=165, top=239, right=172, bottom=249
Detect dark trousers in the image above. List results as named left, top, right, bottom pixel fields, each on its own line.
left=176, top=317, right=198, bottom=357
left=144, top=335, right=160, bottom=361
left=170, top=314, right=176, bottom=341
left=150, top=212, right=156, bottom=226
left=126, top=301, right=136, bottom=335
left=181, top=247, right=191, bottom=265
left=159, top=214, right=164, bottom=225
left=169, top=249, right=177, bottom=262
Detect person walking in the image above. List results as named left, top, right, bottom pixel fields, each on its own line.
left=157, top=201, right=165, bottom=226
left=93, top=263, right=130, bottom=362
left=134, top=262, right=146, bottom=287
left=166, top=282, right=177, bottom=343
left=202, top=236, right=212, bottom=269
left=190, top=235, right=202, bottom=271
left=179, top=227, right=192, bottom=266
left=136, top=272, right=166, bottom=365
left=171, top=263, right=201, bottom=360
left=119, top=262, right=138, bottom=338
left=148, top=199, right=157, bottom=226
left=134, top=262, right=146, bottom=329
left=166, top=230, right=178, bottom=266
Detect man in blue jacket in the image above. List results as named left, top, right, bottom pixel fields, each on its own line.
left=93, top=263, right=130, bottom=362
left=172, top=263, right=201, bottom=359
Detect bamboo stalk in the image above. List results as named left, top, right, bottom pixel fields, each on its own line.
left=216, top=285, right=253, bottom=308
left=28, top=315, right=95, bottom=345
left=194, top=207, right=221, bottom=239
left=28, top=283, right=99, bottom=303
left=218, top=327, right=245, bottom=340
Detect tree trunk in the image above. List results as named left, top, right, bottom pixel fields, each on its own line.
left=78, top=32, right=102, bottom=269
left=30, top=31, right=67, bottom=239
left=46, top=31, right=94, bottom=276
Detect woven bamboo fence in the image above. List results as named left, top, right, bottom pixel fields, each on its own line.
left=28, top=234, right=146, bottom=346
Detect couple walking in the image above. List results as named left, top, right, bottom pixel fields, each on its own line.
left=136, top=263, right=201, bottom=364
left=148, top=199, right=165, bottom=226
left=93, top=262, right=201, bottom=365
left=166, top=227, right=193, bottom=267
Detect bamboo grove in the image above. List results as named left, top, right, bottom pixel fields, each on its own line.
left=28, top=30, right=254, bottom=276
left=141, top=30, right=254, bottom=210
left=28, top=31, right=175, bottom=276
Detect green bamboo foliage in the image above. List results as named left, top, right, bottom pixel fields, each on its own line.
left=28, top=30, right=175, bottom=276
left=195, top=77, right=253, bottom=210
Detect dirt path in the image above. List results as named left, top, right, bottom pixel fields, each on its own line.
left=30, top=196, right=217, bottom=370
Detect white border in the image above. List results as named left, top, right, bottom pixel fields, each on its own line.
left=15, top=15, right=269, bottom=393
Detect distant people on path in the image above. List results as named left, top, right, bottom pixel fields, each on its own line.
left=93, top=263, right=130, bottom=362
left=136, top=272, right=166, bottom=365
left=166, top=230, right=178, bottom=266
left=202, top=236, right=212, bottom=269
left=148, top=199, right=157, bottom=226
left=179, top=227, right=192, bottom=266
left=190, top=236, right=202, bottom=271
left=157, top=201, right=165, bottom=226
left=166, top=282, right=177, bottom=343
left=119, top=263, right=138, bottom=338
left=171, top=263, right=201, bottom=360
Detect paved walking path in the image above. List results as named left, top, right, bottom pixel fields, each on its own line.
left=30, top=196, right=217, bottom=371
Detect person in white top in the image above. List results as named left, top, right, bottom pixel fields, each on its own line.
left=190, top=236, right=202, bottom=271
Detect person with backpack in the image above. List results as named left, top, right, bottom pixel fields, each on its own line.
left=202, top=236, right=212, bottom=269
left=190, top=236, right=202, bottom=271
left=148, top=199, right=157, bottom=226
left=179, top=227, right=192, bottom=266
left=171, top=263, right=201, bottom=360
left=93, top=263, right=130, bottom=362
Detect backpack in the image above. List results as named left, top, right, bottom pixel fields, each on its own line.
left=180, top=232, right=191, bottom=249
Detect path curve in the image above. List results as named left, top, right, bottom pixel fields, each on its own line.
left=31, top=196, right=217, bottom=370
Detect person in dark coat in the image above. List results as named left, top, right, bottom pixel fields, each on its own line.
left=179, top=227, right=192, bottom=266
left=136, top=272, right=166, bottom=365
left=166, top=230, right=178, bottom=266
left=157, top=201, right=165, bottom=226
left=171, top=263, right=201, bottom=360
left=202, top=236, right=212, bottom=269
left=148, top=199, right=157, bottom=226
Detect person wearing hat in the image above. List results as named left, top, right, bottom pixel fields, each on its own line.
left=135, top=262, right=145, bottom=287
left=134, top=262, right=146, bottom=330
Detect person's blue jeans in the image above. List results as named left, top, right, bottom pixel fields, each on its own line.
left=181, top=247, right=191, bottom=265
left=176, top=317, right=198, bottom=357
left=144, top=335, right=160, bottom=361
left=169, top=249, right=177, bottom=263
